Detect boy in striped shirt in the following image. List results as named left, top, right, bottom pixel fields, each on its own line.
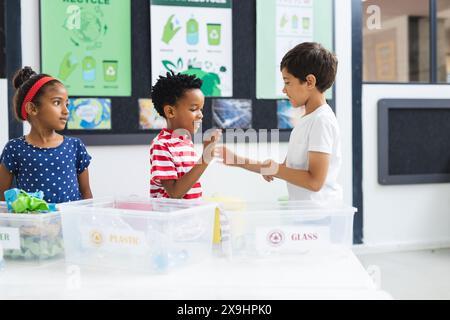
left=149, top=72, right=220, bottom=199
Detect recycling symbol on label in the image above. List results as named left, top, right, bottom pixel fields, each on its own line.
left=209, top=30, right=220, bottom=40
left=106, top=66, right=116, bottom=76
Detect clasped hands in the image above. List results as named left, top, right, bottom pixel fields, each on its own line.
left=202, top=130, right=277, bottom=182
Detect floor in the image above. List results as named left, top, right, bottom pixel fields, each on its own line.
left=356, top=248, right=450, bottom=300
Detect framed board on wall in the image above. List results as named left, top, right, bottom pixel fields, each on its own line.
left=378, top=99, right=450, bottom=185
left=38, top=0, right=336, bottom=146
left=40, top=0, right=146, bottom=145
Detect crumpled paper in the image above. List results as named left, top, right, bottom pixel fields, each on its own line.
left=4, top=188, right=56, bottom=214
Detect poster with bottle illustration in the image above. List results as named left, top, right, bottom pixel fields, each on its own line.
left=40, top=0, right=132, bottom=96
left=150, top=0, right=233, bottom=97
left=256, top=0, right=333, bottom=99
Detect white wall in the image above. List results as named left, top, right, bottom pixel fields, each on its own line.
left=88, top=143, right=289, bottom=201
left=0, top=79, right=8, bottom=148
left=19, top=0, right=355, bottom=204
left=362, top=84, right=450, bottom=249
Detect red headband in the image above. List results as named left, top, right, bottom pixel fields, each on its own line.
left=21, top=76, right=56, bottom=120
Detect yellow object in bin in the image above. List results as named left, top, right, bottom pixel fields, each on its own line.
left=213, top=207, right=221, bottom=244
left=204, top=195, right=247, bottom=245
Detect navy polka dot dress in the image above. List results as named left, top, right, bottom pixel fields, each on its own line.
left=0, top=136, right=91, bottom=204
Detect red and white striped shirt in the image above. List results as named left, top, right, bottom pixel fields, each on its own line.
left=150, top=128, right=202, bottom=199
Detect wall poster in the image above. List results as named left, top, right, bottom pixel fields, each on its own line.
left=256, top=0, right=333, bottom=100
left=151, top=0, right=233, bottom=97
left=40, top=0, right=132, bottom=96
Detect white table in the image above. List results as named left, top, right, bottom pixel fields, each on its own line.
left=0, top=247, right=392, bottom=300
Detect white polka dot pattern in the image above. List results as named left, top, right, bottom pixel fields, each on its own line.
left=0, top=136, right=92, bottom=204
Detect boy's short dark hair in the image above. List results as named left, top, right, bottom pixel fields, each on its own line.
left=151, top=72, right=203, bottom=118
left=280, top=42, right=338, bottom=93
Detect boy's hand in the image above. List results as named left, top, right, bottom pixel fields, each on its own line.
left=261, top=159, right=279, bottom=176
left=202, top=129, right=222, bottom=164
left=262, top=175, right=274, bottom=182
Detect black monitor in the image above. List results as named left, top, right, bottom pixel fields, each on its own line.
left=378, top=99, right=450, bottom=185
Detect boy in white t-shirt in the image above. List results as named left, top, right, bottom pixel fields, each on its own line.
left=219, top=42, right=342, bottom=201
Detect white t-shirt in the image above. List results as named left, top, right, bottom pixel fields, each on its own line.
left=286, top=104, right=343, bottom=202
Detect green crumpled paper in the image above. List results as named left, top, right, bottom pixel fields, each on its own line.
left=11, top=191, right=50, bottom=214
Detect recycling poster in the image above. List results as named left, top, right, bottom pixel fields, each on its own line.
left=150, top=0, right=233, bottom=97
left=40, top=0, right=132, bottom=96
left=256, top=0, right=333, bottom=99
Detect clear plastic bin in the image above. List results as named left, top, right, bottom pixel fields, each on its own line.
left=220, top=200, right=357, bottom=257
left=58, top=197, right=218, bottom=273
left=0, top=202, right=64, bottom=262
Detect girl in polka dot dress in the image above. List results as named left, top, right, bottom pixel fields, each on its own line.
left=0, top=67, right=93, bottom=204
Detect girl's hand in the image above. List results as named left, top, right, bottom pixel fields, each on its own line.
left=0, top=164, right=14, bottom=201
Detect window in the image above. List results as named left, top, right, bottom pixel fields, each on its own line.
left=363, top=0, right=430, bottom=83
left=437, top=0, right=450, bottom=82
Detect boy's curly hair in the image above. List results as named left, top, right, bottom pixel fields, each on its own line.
left=151, top=72, right=203, bottom=118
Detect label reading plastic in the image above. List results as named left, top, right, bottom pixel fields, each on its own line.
left=81, top=227, right=148, bottom=254
left=0, top=227, right=21, bottom=250
left=256, top=226, right=331, bottom=254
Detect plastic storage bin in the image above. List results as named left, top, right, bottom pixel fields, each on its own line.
left=58, top=197, right=218, bottom=273
left=221, top=200, right=356, bottom=257
left=0, top=202, right=64, bottom=262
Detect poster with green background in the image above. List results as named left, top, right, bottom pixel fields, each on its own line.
left=257, top=0, right=333, bottom=100
left=40, top=0, right=131, bottom=96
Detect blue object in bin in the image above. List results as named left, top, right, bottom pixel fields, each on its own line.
left=4, top=188, right=57, bottom=213
left=153, top=253, right=169, bottom=272
left=152, top=249, right=189, bottom=272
